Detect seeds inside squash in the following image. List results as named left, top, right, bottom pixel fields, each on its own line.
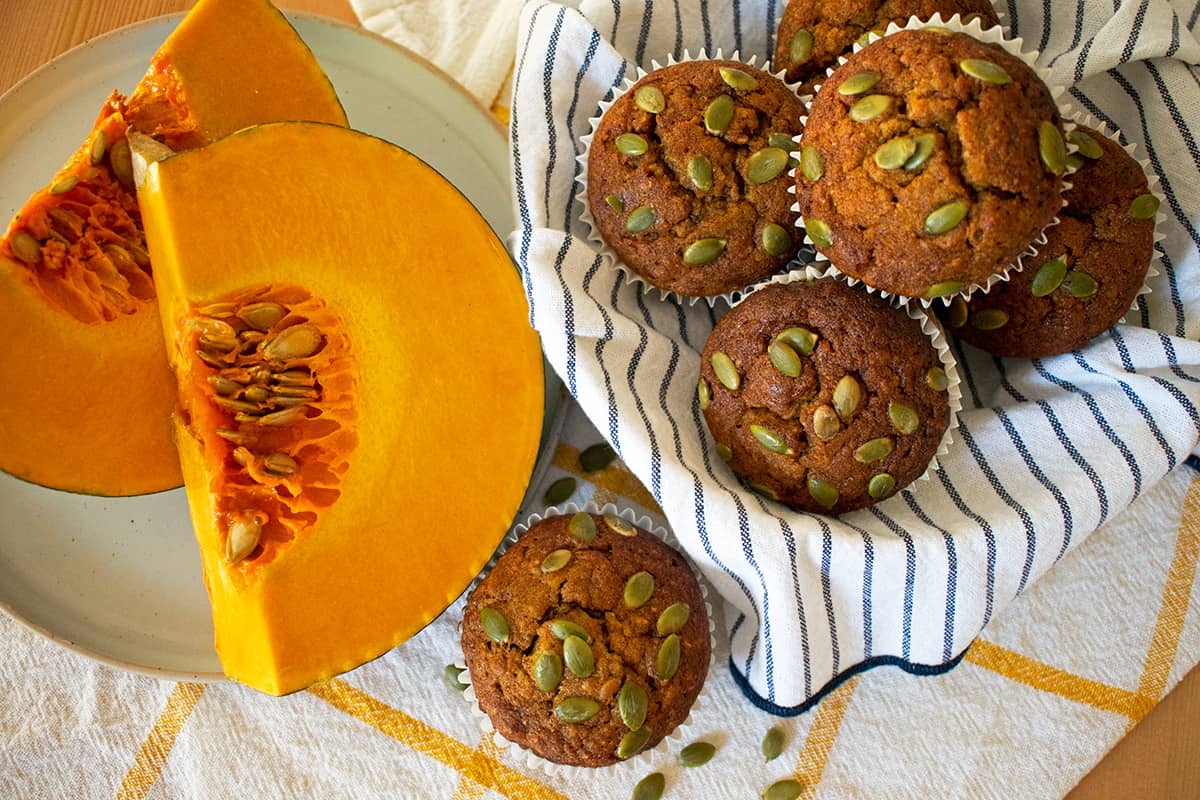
left=0, top=0, right=347, bottom=496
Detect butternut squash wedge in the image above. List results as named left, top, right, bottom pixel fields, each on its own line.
left=137, top=121, right=545, bottom=695
left=0, top=0, right=346, bottom=495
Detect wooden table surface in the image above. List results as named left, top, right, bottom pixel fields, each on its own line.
left=0, top=1, right=1196, bottom=797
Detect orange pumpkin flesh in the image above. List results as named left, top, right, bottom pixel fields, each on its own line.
left=0, top=0, right=347, bottom=496
left=138, top=121, right=545, bottom=695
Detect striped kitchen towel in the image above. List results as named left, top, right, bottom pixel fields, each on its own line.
left=508, top=0, right=1200, bottom=712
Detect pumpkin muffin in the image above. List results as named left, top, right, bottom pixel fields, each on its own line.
left=700, top=279, right=951, bottom=514
left=462, top=511, right=710, bottom=767
left=586, top=59, right=807, bottom=298
left=774, top=0, right=1001, bottom=93
left=943, top=124, right=1158, bottom=356
left=795, top=29, right=1066, bottom=301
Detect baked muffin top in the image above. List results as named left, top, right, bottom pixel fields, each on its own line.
left=587, top=59, right=807, bottom=298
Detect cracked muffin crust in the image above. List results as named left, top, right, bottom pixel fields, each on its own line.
left=795, top=30, right=1066, bottom=300
left=943, top=124, right=1157, bottom=356
left=774, top=0, right=1001, bottom=93
left=462, top=512, right=710, bottom=767
left=700, top=279, right=950, bottom=514
left=586, top=59, right=807, bottom=298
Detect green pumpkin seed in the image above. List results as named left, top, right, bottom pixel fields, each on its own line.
left=747, top=147, right=789, bottom=184
left=544, top=477, right=577, bottom=506
left=849, top=94, right=892, bottom=122
left=763, top=223, right=793, bottom=257
left=778, top=326, right=818, bottom=355
left=606, top=194, right=625, bottom=213
left=833, top=375, right=862, bottom=421
left=90, top=130, right=107, bottom=165
left=800, top=145, right=824, bottom=182
left=971, top=308, right=1010, bottom=330
left=715, top=442, right=733, bottom=461
left=684, top=237, right=727, bottom=265
left=635, top=85, right=666, bottom=113
left=712, top=351, right=740, bottom=390
left=947, top=295, right=968, bottom=328
left=1130, top=193, right=1160, bottom=220
left=889, top=401, right=920, bottom=435
left=1031, top=256, right=1068, bottom=296
left=838, top=71, right=878, bottom=96
left=541, top=549, right=573, bottom=573
left=769, top=132, right=796, bottom=151
left=1068, top=129, right=1104, bottom=159
left=632, top=772, right=666, bottom=800
left=762, top=725, right=786, bottom=762
left=925, top=200, right=968, bottom=235
left=549, top=618, right=592, bottom=642
left=806, top=218, right=833, bottom=248
left=657, top=602, right=691, bottom=635
left=617, top=725, right=651, bottom=759
left=480, top=607, right=510, bottom=643
left=555, top=696, right=600, bottom=723
left=50, top=175, right=78, bottom=195
left=534, top=651, right=563, bottom=692
left=927, top=366, right=949, bottom=391
left=10, top=231, right=42, bottom=264
left=769, top=339, right=803, bottom=378
left=1062, top=271, right=1099, bottom=299
left=854, top=437, right=894, bottom=463
left=626, top=205, right=656, bottom=233
left=563, top=634, right=595, bottom=677
left=569, top=511, right=598, bottom=542
left=719, top=66, right=758, bottom=91
left=705, top=94, right=735, bottom=135
left=763, top=778, right=805, bottom=800
left=444, top=663, right=469, bottom=692
left=657, top=633, right=681, bottom=680
left=868, top=472, right=897, bottom=500
left=688, top=154, right=714, bottom=191
left=960, top=58, right=1011, bottom=84
left=624, top=570, right=655, bottom=608
left=616, top=133, right=649, bottom=157
left=751, top=424, right=791, bottom=455
left=874, top=137, right=916, bottom=170
left=680, top=741, right=716, bottom=767
left=605, top=513, right=638, bottom=536
left=926, top=280, right=964, bottom=299
left=807, top=475, right=839, bottom=510
left=749, top=482, right=779, bottom=501
left=618, top=681, right=649, bottom=730
left=697, top=378, right=712, bottom=410
left=812, top=405, right=840, bottom=440
left=580, top=442, right=617, bottom=472
left=857, top=28, right=885, bottom=47
left=1066, top=153, right=1085, bottom=171
left=790, top=29, right=814, bottom=64
left=1039, top=121, right=1067, bottom=176
left=905, top=133, right=936, bottom=171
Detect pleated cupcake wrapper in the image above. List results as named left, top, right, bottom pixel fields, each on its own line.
left=577, top=49, right=812, bottom=308
left=456, top=501, right=717, bottom=779
left=1055, top=105, right=1166, bottom=322
left=732, top=267, right=963, bottom=492
left=788, top=13, right=1078, bottom=309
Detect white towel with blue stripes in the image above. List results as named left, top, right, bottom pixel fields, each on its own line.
left=508, top=0, right=1200, bottom=712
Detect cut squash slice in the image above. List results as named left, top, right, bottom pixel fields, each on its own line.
left=137, top=121, right=545, bottom=695
left=0, top=0, right=347, bottom=495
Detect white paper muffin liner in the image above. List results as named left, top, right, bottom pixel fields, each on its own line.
left=727, top=265, right=964, bottom=495
left=788, top=14, right=1079, bottom=309
left=577, top=50, right=812, bottom=308
left=454, top=501, right=718, bottom=779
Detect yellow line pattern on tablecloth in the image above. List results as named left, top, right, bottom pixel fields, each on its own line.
left=965, top=639, right=1154, bottom=720
left=794, top=677, right=859, bottom=798
left=308, top=678, right=567, bottom=800
left=115, top=682, right=206, bottom=800
left=551, top=442, right=662, bottom=513
left=1126, top=474, right=1200, bottom=731
left=451, top=734, right=507, bottom=800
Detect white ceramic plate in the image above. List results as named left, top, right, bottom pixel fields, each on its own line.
left=0, top=14, right=562, bottom=681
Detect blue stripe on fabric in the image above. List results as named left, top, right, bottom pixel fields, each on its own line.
left=700, top=0, right=712, bottom=53
left=779, top=518, right=813, bottom=697
left=511, top=5, right=547, bottom=323
left=951, top=337, right=984, bottom=410
left=1158, top=332, right=1200, bottom=385
left=635, top=1, right=653, bottom=66
left=551, top=241, right=583, bottom=396
left=561, top=30, right=603, bottom=234
left=736, top=501, right=775, bottom=700
left=731, top=612, right=746, bottom=644
left=630, top=294, right=665, bottom=498
left=1112, top=331, right=1200, bottom=429
left=733, top=0, right=743, bottom=54
left=597, top=276, right=621, bottom=451
left=867, top=507, right=915, bottom=661
left=1074, top=35, right=1096, bottom=83
left=1073, top=350, right=1176, bottom=470
left=934, top=468, right=998, bottom=625
left=861, top=529, right=874, bottom=658
left=672, top=0, right=683, bottom=56
left=1169, top=12, right=1181, bottom=57
left=541, top=8, right=567, bottom=223
left=902, top=495, right=957, bottom=661
left=1038, top=0, right=1052, bottom=53
left=609, top=0, right=620, bottom=43
left=766, top=0, right=778, bottom=59
left=1191, top=2, right=1200, bottom=30
left=1052, top=0, right=1086, bottom=67
left=1006, top=0, right=1020, bottom=37
left=817, top=518, right=840, bottom=674
left=997, top=406, right=1074, bottom=562
left=1120, top=0, right=1150, bottom=64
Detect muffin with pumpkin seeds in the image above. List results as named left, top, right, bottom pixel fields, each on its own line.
left=795, top=29, right=1066, bottom=301
left=461, top=511, right=710, bottom=767
left=586, top=58, right=807, bottom=298
left=942, top=123, right=1158, bottom=356
left=700, top=279, right=950, bottom=514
